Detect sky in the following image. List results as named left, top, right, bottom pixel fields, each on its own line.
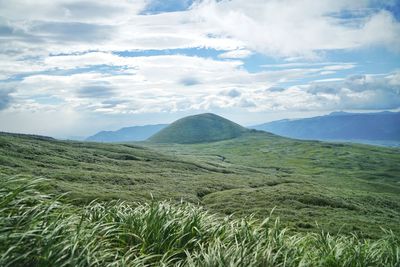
left=0, top=0, right=400, bottom=138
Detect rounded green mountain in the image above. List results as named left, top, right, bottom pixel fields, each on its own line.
left=148, top=113, right=249, bottom=144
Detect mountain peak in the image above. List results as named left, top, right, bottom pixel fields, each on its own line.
left=148, top=113, right=249, bottom=144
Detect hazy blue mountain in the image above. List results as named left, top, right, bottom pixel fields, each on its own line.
left=86, top=124, right=167, bottom=142
left=251, top=111, right=400, bottom=143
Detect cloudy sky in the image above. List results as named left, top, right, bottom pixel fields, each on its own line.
left=0, top=0, right=399, bottom=138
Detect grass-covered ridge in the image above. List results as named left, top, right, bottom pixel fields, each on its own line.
left=148, top=113, right=249, bottom=144
left=1, top=131, right=400, bottom=238
left=1, top=176, right=399, bottom=267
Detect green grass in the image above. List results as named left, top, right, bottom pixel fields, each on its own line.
left=0, top=131, right=400, bottom=239
left=1, top=176, right=399, bottom=267
left=148, top=113, right=249, bottom=144
left=144, top=132, right=400, bottom=237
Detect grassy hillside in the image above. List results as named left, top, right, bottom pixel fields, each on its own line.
left=148, top=113, right=249, bottom=144
left=2, top=177, right=399, bottom=267
left=1, top=131, right=399, bottom=238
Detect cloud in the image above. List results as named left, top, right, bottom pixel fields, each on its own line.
left=180, top=77, right=201, bottom=86
left=359, top=10, right=400, bottom=52
left=0, top=1, right=242, bottom=58
left=0, top=24, right=14, bottom=36
left=218, top=49, right=253, bottom=59
left=77, top=85, right=115, bottom=98
left=4, top=52, right=368, bottom=117
left=4, top=55, right=253, bottom=115
left=30, top=21, right=115, bottom=43
left=0, top=54, right=50, bottom=80
left=194, top=0, right=400, bottom=57
left=1, top=0, right=399, bottom=60
left=238, top=98, right=256, bottom=108
left=0, top=89, right=14, bottom=110
left=220, top=89, right=241, bottom=98
left=267, top=87, right=286, bottom=92
left=0, top=0, right=146, bottom=23
left=101, top=99, right=127, bottom=108
left=321, top=64, right=356, bottom=71
left=305, top=73, right=400, bottom=110
left=209, top=71, right=400, bottom=112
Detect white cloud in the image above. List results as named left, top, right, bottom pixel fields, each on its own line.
left=0, top=88, right=14, bottom=110
left=262, top=62, right=355, bottom=69
left=359, top=10, right=400, bottom=52
left=387, top=71, right=400, bottom=85
left=0, top=55, right=49, bottom=80
left=12, top=54, right=399, bottom=116
left=194, top=0, right=400, bottom=57
left=0, top=1, right=243, bottom=58
left=1, top=0, right=399, bottom=60
left=321, top=64, right=356, bottom=71
left=302, top=72, right=400, bottom=110
left=8, top=53, right=361, bottom=117
left=0, top=0, right=146, bottom=24
left=218, top=49, right=253, bottom=59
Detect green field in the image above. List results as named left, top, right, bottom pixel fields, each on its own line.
left=1, top=131, right=399, bottom=239
left=2, top=177, right=399, bottom=266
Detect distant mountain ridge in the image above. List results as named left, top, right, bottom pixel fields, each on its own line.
left=86, top=124, right=167, bottom=142
left=148, top=113, right=249, bottom=144
left=252, top=111, right=400, bottom=142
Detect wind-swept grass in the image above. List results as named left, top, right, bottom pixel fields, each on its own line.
left=1, top=176, right=399, bottom=266
left=1, top=132, right=400, bottom=237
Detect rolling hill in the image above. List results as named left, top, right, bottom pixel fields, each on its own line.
left=86, top=124, right=167, bottom=142
left=252, top=111, right=400, bottom=145
left=1, top=129, right=399, bottom=238
left=148, top=113, right=250, bottom=144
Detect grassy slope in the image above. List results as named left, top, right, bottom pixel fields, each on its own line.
left=1, top=132, right=400, bottom=238
left=148, top=113, right=249, bottom=144
left=2, top=177, right=399, bottom=267
left=145, top=132, right=400, bottom=237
